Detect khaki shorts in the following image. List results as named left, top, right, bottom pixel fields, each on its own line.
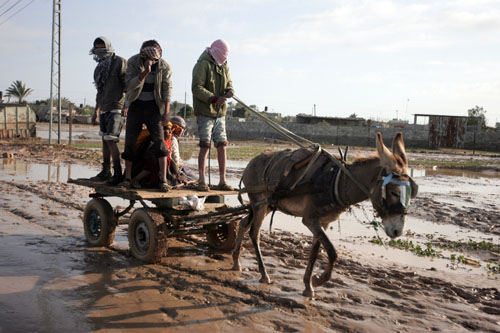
left=197, top=115, right=227, bottom=144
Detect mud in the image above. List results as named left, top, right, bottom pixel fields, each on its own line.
left=1, top=137, right=500, bottom=332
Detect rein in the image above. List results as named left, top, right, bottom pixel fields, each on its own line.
left=233, top=95, right=380, bottom=210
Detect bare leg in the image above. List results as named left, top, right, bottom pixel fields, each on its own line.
left=102, top=138, right=110, bottom=164
left=158, top=156, right=167, bottom=182
left=216, top=145, right=227, bottom=185
left=198, top=146, right=209, bottom=184
left=124, top=160, right=133, bottom=180
left=106, top=140, right=120, bottom=167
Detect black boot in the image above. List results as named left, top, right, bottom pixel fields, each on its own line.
left=90, top=163, right=111, bottom=181
left=106, top=165, right=123, bottom=186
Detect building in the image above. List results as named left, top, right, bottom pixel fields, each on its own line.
left=296, top=113, right=367, bottom=126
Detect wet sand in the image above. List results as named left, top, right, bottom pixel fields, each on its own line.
left=1, top=138, right=499, bottom=332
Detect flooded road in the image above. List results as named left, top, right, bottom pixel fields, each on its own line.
left=1, top=140, right=499, bottom=332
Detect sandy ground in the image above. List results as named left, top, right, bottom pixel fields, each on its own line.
left=1, top=136, right=499, bottom=332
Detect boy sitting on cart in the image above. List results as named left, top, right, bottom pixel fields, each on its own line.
left=129, top=122, right=184, bottom=189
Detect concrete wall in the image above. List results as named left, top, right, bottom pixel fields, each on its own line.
left=185, top=119, right=500, bottom=152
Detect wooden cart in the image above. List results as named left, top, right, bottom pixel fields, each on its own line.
left=69, top=178, right=250, bottom=263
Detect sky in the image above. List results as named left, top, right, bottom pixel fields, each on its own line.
left=1, top=0, right=500, bottom=126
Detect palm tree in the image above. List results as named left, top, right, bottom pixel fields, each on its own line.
left=6, top=80, right=33, bottom=104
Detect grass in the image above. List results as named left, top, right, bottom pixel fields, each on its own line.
left=370, top=237, right=499, bottom=274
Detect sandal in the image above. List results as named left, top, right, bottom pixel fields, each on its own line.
left=217, top=182, right=234, bottom=191
left=197, top=182, right=210, bottom=192
left=117, top=178, right=132, bottom=188
left=159, top=181, right=170, bottom=192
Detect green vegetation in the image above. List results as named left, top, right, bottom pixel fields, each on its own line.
left=370, top=237, right=499, bottom=274
left=6, top=80, right=33, bottom=104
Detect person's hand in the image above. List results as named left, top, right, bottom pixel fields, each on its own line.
left=225, top=89, right=234, bottom=98
left=211, top=96, right=227, bottom=105
left=122, top=108, right=128, bottom=117
left=144, top=59, right=154, bottom=73
left=91, top=114, right=98, bottom=125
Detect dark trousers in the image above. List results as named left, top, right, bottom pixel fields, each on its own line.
left=122, top=100, right=168, bottom=161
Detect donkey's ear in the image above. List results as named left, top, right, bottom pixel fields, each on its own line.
left=392, top=132, right=407, bottom=165
left=376, top=132, right=395, bottom=168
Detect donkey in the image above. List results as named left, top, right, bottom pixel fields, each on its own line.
left=232, top=132, right=418, bottom=297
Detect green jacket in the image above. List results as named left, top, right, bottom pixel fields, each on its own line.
left=192, top=50, right=233, bottom=118
left=95, top=55, right=127, bottom=111
left=124, top=54, right=172, bottom=115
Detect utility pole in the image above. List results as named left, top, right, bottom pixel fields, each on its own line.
left=184, top=91, right=187, bottom=118
left=405, top=98, right=409, bottom=121
left=49, top=0, right=61, bottom=144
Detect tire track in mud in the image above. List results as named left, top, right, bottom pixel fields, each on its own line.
left=0, top=180, right=85, bottom=212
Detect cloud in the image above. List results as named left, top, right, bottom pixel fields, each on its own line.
left=234, top=0, right=500, bottom=56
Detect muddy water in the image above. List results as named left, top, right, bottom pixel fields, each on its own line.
left=2, top=157, right=499, bottom=284
left=1, top=156, right=499, bottom=331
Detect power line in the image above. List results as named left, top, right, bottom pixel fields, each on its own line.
left=0, top=0, right=35, bottom=26
left=0, top=0, right=13, bottom=10
left=0, top=0, right=22, bottom=18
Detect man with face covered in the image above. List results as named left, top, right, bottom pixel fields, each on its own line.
left=89, top=36, right=127, bottom=185
left=192, top=39, right=234, bottom=191
left=121, top=40, right=172, bottom=191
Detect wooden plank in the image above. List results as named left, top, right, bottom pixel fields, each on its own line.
left=68, top=178, right=238, bottom=200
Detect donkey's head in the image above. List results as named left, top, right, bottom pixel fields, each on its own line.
left=370, top=132, right=418, bottom=238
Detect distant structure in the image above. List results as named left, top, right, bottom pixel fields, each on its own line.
left=413, top=113, right=482, bottom=149
left=296, top=113, right=366, bottom=126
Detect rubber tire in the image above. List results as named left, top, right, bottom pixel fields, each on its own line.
left=206, top=220, right=239, bottom=252
left=83, top=198, right=117, bottom=247
left=128, top=209, right=168, bottom=263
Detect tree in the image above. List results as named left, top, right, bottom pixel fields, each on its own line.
left=348, top=113, right=358, bottom=119
left=6, top=80, right=33, bottom=103
left=467, top=105, right=487, bottom=130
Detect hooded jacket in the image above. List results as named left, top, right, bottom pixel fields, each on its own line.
left=93, top=37, right=127, bottom=111
left=192, top=50, right=233, bottom=118
left=124, top=54, right=172, bottom=115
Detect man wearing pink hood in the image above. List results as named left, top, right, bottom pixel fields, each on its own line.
left=192, top=39, right=234, bottom=191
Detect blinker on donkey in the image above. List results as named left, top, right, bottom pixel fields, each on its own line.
left=233, top=132, right=418, bottom=298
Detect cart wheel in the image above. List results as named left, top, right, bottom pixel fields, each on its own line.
left=83, top=198, right=117, bottom=247
left=206, top=220, right=239, bottom=252
left=128, top=209, right=168, bottom=263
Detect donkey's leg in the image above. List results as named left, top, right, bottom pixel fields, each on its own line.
left=302, top=217, right=338, bottom=296
left=249, top=206, right=271, bottom=284
left=302, top=236, right=321, bottom=298
left=231, top=211, right=253, bottom=271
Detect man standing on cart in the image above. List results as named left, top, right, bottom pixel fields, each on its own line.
left=121, top=40, right=172, bottom=192
left=192, top=39, right=234, bottom=191
left=89, top=36, right=127, bottom=185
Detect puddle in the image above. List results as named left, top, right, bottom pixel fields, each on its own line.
left=1, top=157, right=498, bottom=282
left=409, top=167, right=500, bottom=179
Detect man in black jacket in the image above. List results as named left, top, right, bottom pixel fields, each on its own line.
left=89, top=36, right=127, bottom=185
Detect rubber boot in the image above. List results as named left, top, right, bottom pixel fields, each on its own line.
left=90, top=163, right=111, bottom=181
left=106, top=164, right=124, bottom=186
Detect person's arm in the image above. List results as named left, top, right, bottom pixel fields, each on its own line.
left=162, top=102, right=170, bottom=125
left=119, top=57, right=128, bottom=117
left=92, top=106, right=100, bottom=125
left=171, top=137, right=182, bottom=167
left=192, top=61, right=215, bottom=103
left=225, top=65, right=234, bottom=98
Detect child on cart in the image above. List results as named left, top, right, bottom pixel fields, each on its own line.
left=170, top=116, right=198, bottom=181
left=130, top=122, right=183, bottom=189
